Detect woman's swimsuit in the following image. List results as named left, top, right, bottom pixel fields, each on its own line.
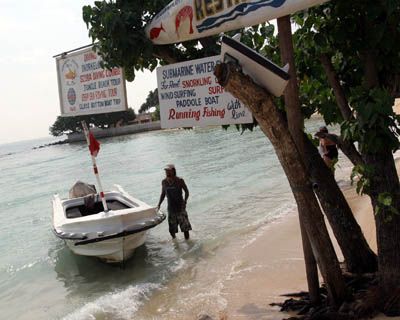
left=325, top=145, right=338, bottom=160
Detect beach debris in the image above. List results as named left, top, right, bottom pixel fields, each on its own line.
left=274, top=272, right=397, bottom=319
left=281, top=291, right=309, bottom=298
left=196, top=311, right=228, bottom=320
left=196, top=313, right=214, bottom=320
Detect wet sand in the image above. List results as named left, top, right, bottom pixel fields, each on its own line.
left=221, top=172, right=397, bottom=319
left=222, top=211, right=305, bottom=319
left=218, top=102, right=400, bottom=319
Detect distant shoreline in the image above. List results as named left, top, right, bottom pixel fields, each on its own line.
left=66, top=121, right=162, bottom=142
left=32, top=139, right=69, bottom=150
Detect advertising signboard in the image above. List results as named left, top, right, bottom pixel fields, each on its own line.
left=56, top=47, right=127, bottom=116
left=146, top=0, right=329, bottom=44
left=157, top=55, right=253, bottom=128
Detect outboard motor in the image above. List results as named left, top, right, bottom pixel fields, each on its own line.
left=69, top=181, right=97, bottom=198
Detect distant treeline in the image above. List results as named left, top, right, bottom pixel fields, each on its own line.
left=49, top=108, right=136, bottom=136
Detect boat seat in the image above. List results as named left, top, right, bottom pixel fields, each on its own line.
left=107, top=200, right=130, bottom=211
left=65, top=200, right=130, bottom=218
left=66, top=207, right=82, bottom=218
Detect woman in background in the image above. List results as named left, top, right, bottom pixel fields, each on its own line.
left=316, top=126, right=338, bottom=171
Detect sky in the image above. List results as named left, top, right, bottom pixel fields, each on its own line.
left=0, top=0, right=157, bottom=144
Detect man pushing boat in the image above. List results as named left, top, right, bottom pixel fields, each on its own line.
left=157, top=164, right=192, bottom=240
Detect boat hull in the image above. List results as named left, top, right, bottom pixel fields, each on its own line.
left=65, top=231, right=147, bottom=263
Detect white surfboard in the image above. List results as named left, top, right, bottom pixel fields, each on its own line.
left=146, top=0, right=329, bottom=44
left=220, top=36, right=289, bottom=97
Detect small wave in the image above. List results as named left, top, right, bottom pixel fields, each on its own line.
left=256, top=202, right=297, bottom=226
left=168, top=258, right=186, bottom=273
left=5, top=261, right=38, bottom=275
left=4, top=255, right=53, bottom=276
left=241, top=202, right=297, bottom=248
left=226, top=261, right=264, bottom=281
left=0, top=152, right=14, bottom=158
left=62, top=283, right=160, bottom=320
left=160, top=279, right=227, bottom=319
left=283, top=257, right=304, bottom=261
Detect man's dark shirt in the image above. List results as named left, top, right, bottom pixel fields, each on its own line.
left=162, top=178, right=186, bottom=213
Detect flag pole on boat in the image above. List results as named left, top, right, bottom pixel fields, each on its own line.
left=81, top=121, right=109, bottom=212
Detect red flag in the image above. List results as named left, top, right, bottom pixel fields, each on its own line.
left=89, top=132, right=100, bottom=157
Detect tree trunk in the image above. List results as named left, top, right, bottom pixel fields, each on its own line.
left=299, top=220, right=320, bottom=304
left=215, top=62, right=348, bottom=306
left=360, top=48, right=400, bottom=314
left=319, top=54, right=352, bottom=121
left=302, top=134, right=377, bottom=273
left=279, top=16, right=376, bottom=274
left=363, top=148, right=400, bottom=315
left=277, top=16, right=304, bottom=144
left=153, top=45, right=180, bottom=64
left=319, top=53, right=365, bottom=167
left=278, top=16, right=320, bottom=305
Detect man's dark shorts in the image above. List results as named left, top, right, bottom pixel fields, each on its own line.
left=168, top=210, right=192, bottom=233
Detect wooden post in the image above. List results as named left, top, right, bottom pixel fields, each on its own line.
left=277, top=15, right=320, bottom=304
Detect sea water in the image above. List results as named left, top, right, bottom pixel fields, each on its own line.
left=0, top=120, right=349, bottom=320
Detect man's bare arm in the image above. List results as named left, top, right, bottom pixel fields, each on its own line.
left=157, top=183, right=166, bottom=209
left=182, top=179, right=189, bottom=203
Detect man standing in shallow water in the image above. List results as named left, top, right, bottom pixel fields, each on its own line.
left=157, top=164, right=192, bottom=239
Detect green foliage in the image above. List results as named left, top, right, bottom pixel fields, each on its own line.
left=375, top=192, right=400, bottom=223
left=293, top=21, right=353, bottom=124
left=240, top=23, right=277, bottom=53
left=293, top=0, right=400, bottom=153
left=307, top=132, right=319, bottom=148
left=49, top=108, right=136, bottom=136
left=82, top=0, right=219, bottom=80
left=350, top=164, right=373, bottom=195
left=152, top=105, right=160, bottom=121
left=82, top=0, right=168, bottom=80
left=139, top=88, right=159, bottom=113
left=298, top=72, right=341, bottom=124
left=342, top=87, right=400, bottom=153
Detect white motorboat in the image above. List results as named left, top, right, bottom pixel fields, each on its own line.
left=52, top=185, right=165, bottom=263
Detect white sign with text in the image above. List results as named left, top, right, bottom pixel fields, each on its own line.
left=56, top=47, right=128, bottom=116
left=157, top=55, right=253, bottom=128
left=146, top=0, right=329, bottom=45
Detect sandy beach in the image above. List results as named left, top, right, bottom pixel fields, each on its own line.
left=220, top=166, right=398, bottom=319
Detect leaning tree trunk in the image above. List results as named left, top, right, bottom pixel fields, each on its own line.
left=363, top=147, right=400, bottom=315
left=215, top=62, right=347, bottom=306
left=302, top=135, right=378, bottom=273
left=278, top=15, right=320, bottom=304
